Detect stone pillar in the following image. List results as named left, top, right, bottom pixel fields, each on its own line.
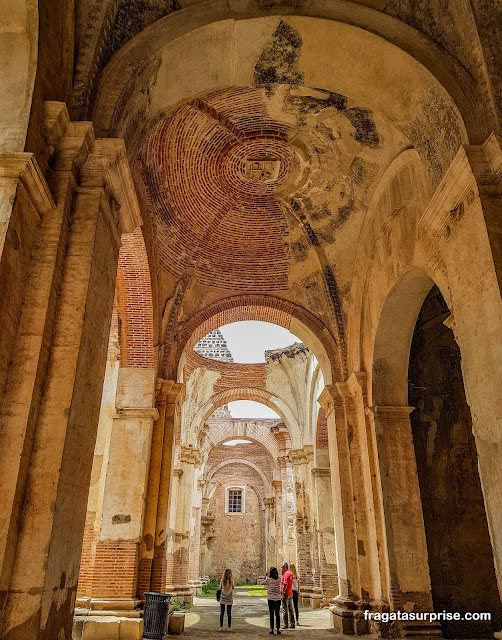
left=272, top=480, right=285, bottom=565
left=188, top=477, right=204, bottom=594
left=165, top=447, right=200, bottom=603
left=199, top=506, right=214, bottom=582
left=0, top=102, right=141, bottom=639
left=264, top=497, right=277, bottom=570
left=312, top=467, right=338, bottom=605
left=289, top=447, right=317, bottom=607
left=138, top=380, right=183, bottom=596
left=86, top=368, right=158, bottom=612
left=370, top=406, right=435, bottom=631
left=419, top=134, right=502, bottom=597
left=318, top=385, right=360, bottom=633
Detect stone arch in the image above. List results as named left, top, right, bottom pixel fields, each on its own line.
left=171, top=295, right=339, bottom=385
left=190, top=387, right=300, bottom=448
left=92, top=8, right=484, bottom=149
left=114, top=228, right=155, bottom=369
left=205, top=459, right=271, bottom=499
left=372, top=267, right=436, bottom=407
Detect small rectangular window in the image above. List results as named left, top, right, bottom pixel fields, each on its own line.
left=228, top=489, right=242, bottom=513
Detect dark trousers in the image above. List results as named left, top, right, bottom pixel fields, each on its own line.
left=292, top=590, right=299, bottom=622
left=220, top=603, right=232, bottom=628
left=268, top=599, right=281, bottom=630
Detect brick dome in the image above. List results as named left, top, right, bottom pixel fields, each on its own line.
left=139, top=87, right=294, bottom=292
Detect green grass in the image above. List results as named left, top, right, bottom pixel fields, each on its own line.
left=171, top=599, right=190, bottom=611
left=239, top=584, right=267, bottom=597
left=200, top=579, right=220, bottom=598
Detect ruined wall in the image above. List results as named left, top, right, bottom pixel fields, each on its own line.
left=409, top=286, right=502, bottom=637
left=206, top=481, right=265, bottom=584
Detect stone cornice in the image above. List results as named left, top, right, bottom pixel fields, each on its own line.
left=372, top=406, right=414, bottom=420
left=113, top=407, right=159, bottom=421
left=80, top=138, right=142, bottom=233
left=312, top=467, right=331, bottom=478
left=156, top=378, right=184, bottom=405
left=288, top=445, right=314, bottom=465
left=180, top=445, right=202, bottom=466
left=0, top=153, right=55, bottom=217
left=419, top=134, right=502, bottom=248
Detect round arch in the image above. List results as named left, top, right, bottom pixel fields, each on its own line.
left=372, top=267, right=446, bottom=407
left=205, top=459, right=271, bottom=495
left=171, top=295, right=339, bottom=385
left=189, top=387, right=301, bottom=448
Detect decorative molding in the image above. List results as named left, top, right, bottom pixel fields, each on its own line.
left=0, top=153, right=55, bottom=217
left=113, top=407, right=159, bottom=421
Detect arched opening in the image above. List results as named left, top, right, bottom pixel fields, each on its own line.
left=408, top=285, right=502, bottom=637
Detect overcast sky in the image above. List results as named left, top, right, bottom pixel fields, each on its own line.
left=227, top=400, right=280, bottom=419
left=219, top=321, right=300, bottom=363
left=218, top=321, right=300, bottom=418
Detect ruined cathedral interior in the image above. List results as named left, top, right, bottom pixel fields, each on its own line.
left=0, top=1, right=502, bottom=639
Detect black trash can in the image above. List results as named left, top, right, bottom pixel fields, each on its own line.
left=142, top=592, right=173, bottom=640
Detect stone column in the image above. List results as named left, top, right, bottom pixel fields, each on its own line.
left=165, top=447, right=200, bottom=603
left=188, top=477, right=204, bottom=594
left=0, top=102, right=141, bottom=639
left=318, top=385, right=360, bottom=633
left=264, top=497, right=277, bottom=570
left=138, top=380, right=183, bottom=596
left=419, top=134, right=502, bottom=596
left=272, top=480, right=285, bottom=565
left=370, top=406, right=435, bottom=627
left=87, top=368, right=158, bottom=612
left=289, top=448, right=316, bottom=607
left=312, top=467, right=338, bottom=605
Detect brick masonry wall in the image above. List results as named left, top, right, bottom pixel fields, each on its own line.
left=207, top=480, right=266, bottom=583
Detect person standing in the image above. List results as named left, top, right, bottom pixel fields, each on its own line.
left=262, top=567, right=282, bottom=635
left=290, top=564, right=300, bottom=626
left=280, top=562, right=295, bottom=629
left=219, top=568, right=234, bottom=632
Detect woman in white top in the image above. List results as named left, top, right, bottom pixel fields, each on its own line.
left=290, top=563, right=300, bottom=626
left=219, top=568, right=234, bottom=631
left=262, top=567, right=282, bottom=635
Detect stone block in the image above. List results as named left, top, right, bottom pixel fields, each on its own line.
left=169, top=613, right=186, bottom=635
left=81, top=616, right=121, bottom=640
left=119, top=618, right=144, bottom=640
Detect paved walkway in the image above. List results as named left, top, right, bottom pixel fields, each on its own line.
left=182, top=587, right=339, bottom=638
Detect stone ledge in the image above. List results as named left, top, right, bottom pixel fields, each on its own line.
left=73, top=615, right=143, bottom=640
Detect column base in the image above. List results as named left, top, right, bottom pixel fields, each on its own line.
left=188, top=578, right=204, bottom=595
left=75, top=597, right=142, bottom=618
left=165, top=584, right=194, bottom=604
left=330, top=595, right=368, bottom=635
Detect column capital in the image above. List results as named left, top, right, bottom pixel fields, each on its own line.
left=318, top=385, right=344, bottom=416
left=312, top=467, right=331, bottom=478
left=288, top=445, right=313, bottom=465
left=155, top=379, right=184, bottom=405
left=0, top=153, right=55, bottom=216
left=180, top=445, right=202, bottom=466
left=80, top=138, right=141, bottom=234
left=272, top=480, right=283, bottom=493
left=372, top=405, right=414, bottom=421
left=113, top=407, right=159, bottom=421
left=264, top=497, right=275, bottom=508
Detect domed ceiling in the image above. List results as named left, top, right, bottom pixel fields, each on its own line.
left=139, top=87, right=293, bottom=292
left=138, top=82, right=409, bottom=297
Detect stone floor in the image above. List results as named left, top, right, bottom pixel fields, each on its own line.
left=182, top=587, right=339, bottom=638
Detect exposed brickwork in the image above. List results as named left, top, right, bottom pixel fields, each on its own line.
left=77, top=520, right=98, bottom=598
left=139, top=87, right=293, bottom=292
left=91, top=541, right=140, bottom=598
left=115, top=228, right=155, bottom=369
left=185, top=351, right=266, bottom=393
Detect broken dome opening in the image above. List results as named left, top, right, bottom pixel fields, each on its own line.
left=193, top=320, right=304, bottom=364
